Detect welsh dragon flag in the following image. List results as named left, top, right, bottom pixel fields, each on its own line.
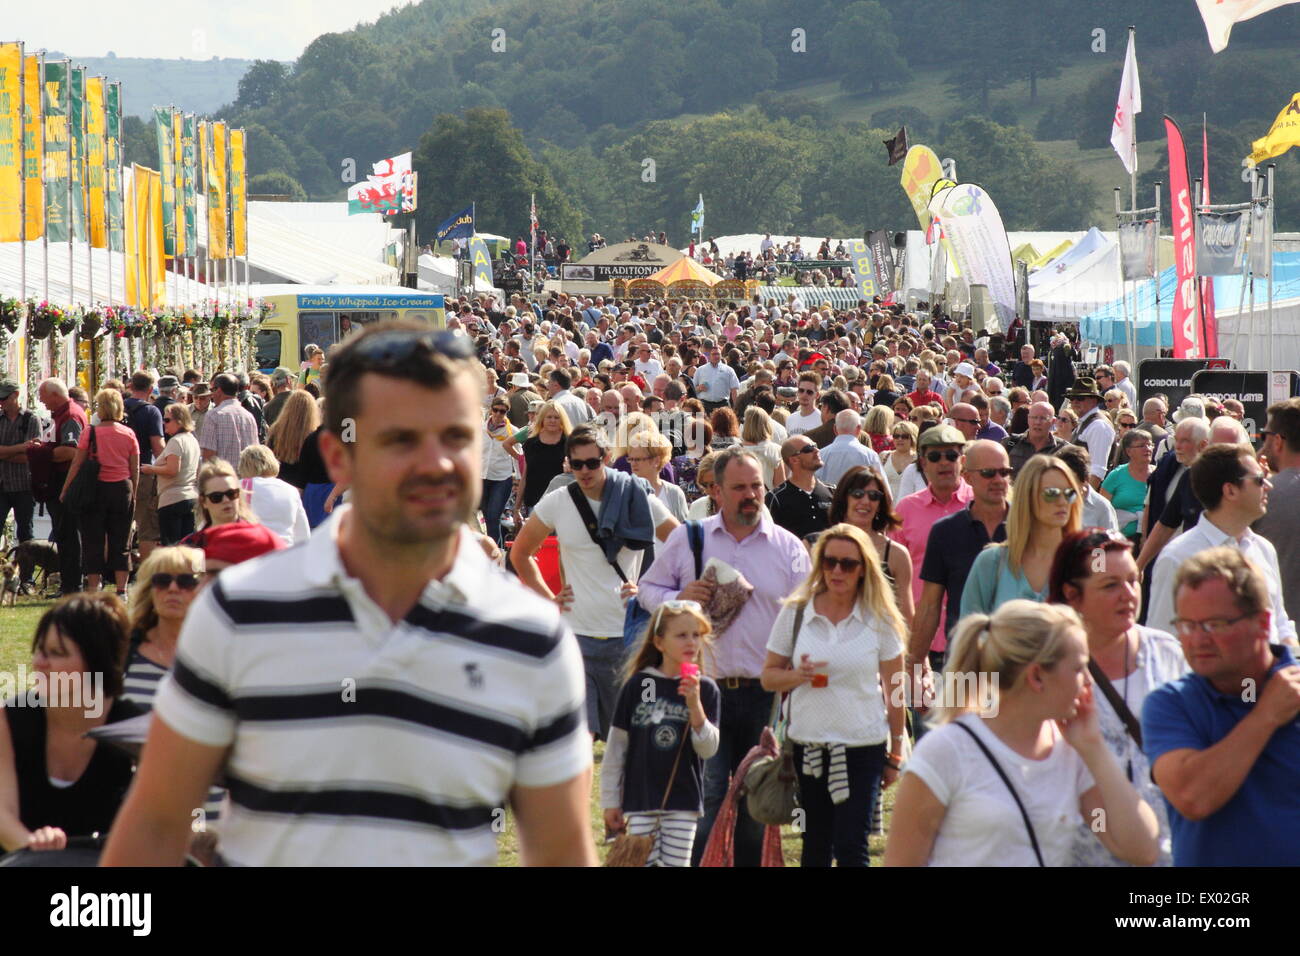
left=347, top=151, right=415, bottom=215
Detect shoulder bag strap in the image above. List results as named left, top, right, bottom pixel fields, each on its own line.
left=687, top=519, right=704, bottom=581
left=770, top=602, right=808, bottom=729
left=88, top=421, right=99, bottom=460
left=567, top=481, right=627, bottom=583
left=1087, top=659, right=1143, bottom=748
left=953, top=721, right=1045, bottom=867
left=658, top=705, right=696, bottom=811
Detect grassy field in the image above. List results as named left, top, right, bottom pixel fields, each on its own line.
left=2, top=594, right=892, bottom=865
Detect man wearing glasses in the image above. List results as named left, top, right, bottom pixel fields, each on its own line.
left=106, top=322, right=597, bottom=866
left=767, top=436, right=833, bottom=540
left=512, top=426, right=678, bottom=743
left=785, top=372, right=824, bottom=436
left=1147, top=445, right=1296, bottom=648
left=1003, top=401, right=1069, bottom=479
left=1144, top=547, right=1300, bottom=865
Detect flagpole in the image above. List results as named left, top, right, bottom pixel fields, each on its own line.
left=40, top=52, right=48, bottom=304
left=18, top=43, right=26, bottom=304
left=64, top=60, right=72, bottom=306
left=530, top=192, right=536, bottom=297
left=1153, top=181, right=1162, bottom=357
left=1128, top=27, right=1138, bottom=211
left=105, top=79, right=113, bottom=310
left=85, top=77, right=94, bottom=312
left=1266, top=163, right=1275, bottom=356
left=115, top=82, right=125, bottom=311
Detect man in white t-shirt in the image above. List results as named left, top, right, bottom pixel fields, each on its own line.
left=785, top=371, right=824, bottom=436
left=511, top=426, right=678, bottom=740
left=632, top=342, right=664, bottom=383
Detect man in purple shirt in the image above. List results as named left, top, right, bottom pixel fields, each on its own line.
left=639, top=447, right=810, bottom=866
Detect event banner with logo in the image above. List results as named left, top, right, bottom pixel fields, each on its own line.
left=469, top=235, right=493, bottom=288
left=154, top=106, right=177, bottom=256
left=1191, top=369, right=1269, bottom=443
left=230, top=127, right=247, bottom=257
left=42, top=60, right=70, bottom=242
left=181, top=113, right=197, bottom=256
left=85, top=76, right=106, bottom=249
left=1196, top=210, right=1246, bottom=275
left=930, top=183, right=1016, bottom=331
left=866, top=230, right=895, bottom=299
left=207, top=121, right=228, bottom=259
left=1165, top=117, right=1206, bottom=358
left=126, top=163, right=165, bottom=308
left=1135, top=356, right=1231, bottom=410
left=68, top=66, right=86, bottom=242
left=846, top=239, right=879, bottom=300
left=1118, top=219, right=1158, bottom=280
left=105, top=82, right=123, bottom=252
left=0, top=43, right=22, bottom=242
left=22, top=54, right=42, bottom=240
left=172, top=110, right=184, bottom=257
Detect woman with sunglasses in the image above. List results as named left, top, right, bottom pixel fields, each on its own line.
left=761, top=524, right=908, bottom=867
left=1048, top=529, right=1185, bottom=866
left=1106, top=410, right=1140, bottom=470
left=828, top=466, right=914, bottom=631
left=960, top=455, right=1083, bottom=617
left=123, top=547, right=206, bottom=701
left=1054, top=408, right=1078, bottom=443
left=879, top=420, right=918, bottom=502
left=1101, top=428, right=1153, bottom=545
left=141, top=402, right=201, bottom=546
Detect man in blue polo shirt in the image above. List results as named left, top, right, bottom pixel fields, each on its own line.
left=1143, top=546, right=1300, bottom=866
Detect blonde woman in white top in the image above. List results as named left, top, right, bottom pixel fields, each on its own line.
left=762, top=523, right=908, bottom=867
left=879, top=420, right=917, bottom=501
left=740, top=406, right=787, bottom=491
left=884, top=601, right=1159, bottom=868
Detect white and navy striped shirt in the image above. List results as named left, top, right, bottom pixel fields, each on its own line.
left=152, top=507, right=591, bottom=866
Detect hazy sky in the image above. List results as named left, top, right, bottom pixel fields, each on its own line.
left=7, top=0, right=412, bottom=60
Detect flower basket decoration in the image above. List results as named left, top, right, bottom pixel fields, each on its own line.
left=27, top=301, right=64, bottom=340
left=57, top=312, right=79, bottom=337
left=80, top=309, right=104, bottom=338
left=0, top=297, right=21, bottom=334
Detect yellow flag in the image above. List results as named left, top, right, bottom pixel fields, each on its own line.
left=207, top=121, right=228, bottom=259
left=230, top=127, right=246, bottom=257
left=128, top=165, right=167, bottom=308
left=0, top=43, right=22, bottom=242
left=86, top=77, right=106, bottom=248
left=1248, top=92, right=1300, bottom=166
left=23, top=54, right=42, bottom=239
left=125, top=164, right=139, bottom=306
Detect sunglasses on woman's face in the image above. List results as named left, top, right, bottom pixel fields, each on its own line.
left=151, top=572, right=203, bottom=591
left=204, top=488, right=240, bottom=504
left=848, top=487, right=885, bottom=502
left=1040, top=487, right=1078, bottom=503
left=822, top=556, right=863, bottom=573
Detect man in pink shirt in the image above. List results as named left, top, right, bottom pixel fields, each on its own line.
left=890, top=425, right=972, bottom=721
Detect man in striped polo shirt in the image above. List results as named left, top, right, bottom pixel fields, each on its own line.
left=104, top=322, right=596, bottom=866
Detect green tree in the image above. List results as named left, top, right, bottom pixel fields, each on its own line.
left=688, top=129, right=813, bottom=234
left=234, top=60, right=288, bottom=111
left=830, top=2, right=910, bottom=94
left=121, top=115, right=155, bottom=169
left=413, top=108, right=582, bottom=245
left=248, top=171, right=307, bottom=201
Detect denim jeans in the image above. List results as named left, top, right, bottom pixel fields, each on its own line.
left=793, top=742, right=886, bottom=867
left=575, top=634, right=625, bottom=741
left=691, top=682, right=774, bottom=867
left=0, top=490, right=35, bottom=548
left=480, top=477, right=513, bottom=545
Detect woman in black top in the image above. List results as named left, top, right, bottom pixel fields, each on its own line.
left=520, top=401, right=571, bottom=510
left=0, top=593, right=140, bottom=853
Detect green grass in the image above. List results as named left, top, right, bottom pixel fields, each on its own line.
left=4, top=595, right=892, bottom=865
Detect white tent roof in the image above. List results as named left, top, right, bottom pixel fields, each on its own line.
left=1027, top=232, right=1123, bottom=322
left=416, top=253, right=496, bottom=294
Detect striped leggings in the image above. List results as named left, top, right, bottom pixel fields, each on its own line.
left=624, top=810, right=699, bottom=867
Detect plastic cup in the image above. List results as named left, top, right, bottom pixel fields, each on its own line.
left=811, top=673, right=828, bottom=688
left=680, top=662, right=700, bottom=678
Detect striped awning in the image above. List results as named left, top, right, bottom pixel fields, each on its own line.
left=754, top=286, right=866, bottom=310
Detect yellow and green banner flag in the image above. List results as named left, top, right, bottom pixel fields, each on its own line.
left=181, top=113, right=197, bottom=256
left=86, top=76, right=107, bottom=248
left=207, top=121, right=228, bottom=259
left=0, top=43, right=22, bottom=242
left=230, top=127, right=246, bottom=257
left=154, top=106, right=177, bottom=256
left=22, top=54, right=42, bottom=240
left=126, top=163, right=164, bottom=308
left=41, top=59, right=71, bottom=242
left=105, top=82, right=123, bottom=251
left=68, top=66, right=86, bottom=241
left=172, top=109, right=184, bottom=257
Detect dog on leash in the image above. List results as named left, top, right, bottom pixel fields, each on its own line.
left=11, top=539, right=60, bottom=592
left=1, top=562, right=18, bottom=606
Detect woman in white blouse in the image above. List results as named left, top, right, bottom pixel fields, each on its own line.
left=879, top=420, right=917, bottom=502
left=884, top=600, right=1159, bottom=867
left=1049, top=529, right=1186, bottom=866
left=762, top=523, right=908, bottom=867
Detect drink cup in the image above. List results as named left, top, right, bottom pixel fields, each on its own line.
left=680, top=662, right=699, bottom=678
left=811, top=673, right=828, bottom=688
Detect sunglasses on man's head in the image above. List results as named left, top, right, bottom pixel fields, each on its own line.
left=925, top=450, right=961, bottom=463
left=151, top=572, right=203, bottom=591
left=204, top=489, right=240, bottom=504
left=568, top=456, right=604, bottom=471
left=349, top=328, right=474, bottom=364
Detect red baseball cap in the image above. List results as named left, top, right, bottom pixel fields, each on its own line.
left=190, top=521, right=286, bottom=568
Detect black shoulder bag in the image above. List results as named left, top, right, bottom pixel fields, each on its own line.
left=567, top=482, right=653, bottom=647
left=63, top=425, right=100, bottom=515
left=954, top=721, right=1045, bottom=867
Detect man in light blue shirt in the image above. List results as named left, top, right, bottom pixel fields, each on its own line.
left=818, top=409, right=883, bottom=486
left=693, top=344, right=740, bottom=411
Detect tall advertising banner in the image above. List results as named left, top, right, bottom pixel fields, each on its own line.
left=181, top=114, right=196, bottom=256
left=127, top=165, right=165, bottom=309
left=1200, top=125, right=1218, bottom=357
left=68, top=66, right=86, bottom=241
left=230, top=127, right=247, bottom=257
left=866, top=229, right=895, bottom=299
left=125, top=164, right=139, bottom=306
left=22, top=55, right=42, bottom=240
left=105, top=83, right=123, bottom=252
left=900, top=144, right=961, bottom=278
left=154, top=106, right=176, bottom=256
left=42, top=61, right=69, bottom=243
left=0, top=43, right=22, bottom=242
left=930, top=183, right=1016, bottom=331
left=846, top=239, right=880, bottom=300
left=1165, top=117, right=1205, bottom=358
left=469, top=234, right=493, bottom=288
left=207, top=121, right=228, bottom=259
left=85, top=77, right=106, bottom=249
left=172, top=110, right=185, bottom=257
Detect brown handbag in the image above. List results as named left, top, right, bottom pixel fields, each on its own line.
left=605, top=708, right=694, bottom=867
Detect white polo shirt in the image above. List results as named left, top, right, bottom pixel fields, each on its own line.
left=153, top=511, right=590, bottom=866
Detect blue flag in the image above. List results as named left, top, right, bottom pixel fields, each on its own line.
left=435, top=205, right=475, bottom=242
left=690, top=194, right=704, bottom=235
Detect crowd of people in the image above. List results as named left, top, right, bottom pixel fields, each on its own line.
left=2, top=291, right=1299, bottom=868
